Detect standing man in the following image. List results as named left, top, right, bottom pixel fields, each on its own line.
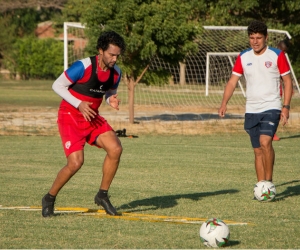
left=42, top=31, right=126, bottom=217
left=218, top=20, right=292, bottom=185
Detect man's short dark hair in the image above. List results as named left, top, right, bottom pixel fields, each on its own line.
left=247, top=20, right=268, bottom=36
left=96, top=31, right=126, bottom=53
left=277, top=39, right=289, bottom=52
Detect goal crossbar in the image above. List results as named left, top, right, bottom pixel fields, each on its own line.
left=203, top=26, right=292, bottom=39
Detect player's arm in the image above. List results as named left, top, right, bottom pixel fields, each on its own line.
left=52, top=61, right=97, bottom=121
left=278, top=51, right=293, bottom=125
left=52, top=73, right=82, bottom=108
left=281, top=73, right=293, bottom=125
left=105, top=89, right=120, bottom=110
left=105, top=66, right=122, bottom=110
left=105, top=88, right=116, bottom=104
left=218, top=74, right=240, bottom=118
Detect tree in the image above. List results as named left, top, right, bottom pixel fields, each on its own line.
left=14, top=37, right=64, bottom=79
left=0, top=0, right=65, bottom=76
left=80, top=0, right=205, bottom=123
left=203, top=0, right=300, bottom=26
left=0, top=14, right=17, bottom=68
left=0, top=0, right=67, bottom=13
left=61, top=0, right=84, bottom=22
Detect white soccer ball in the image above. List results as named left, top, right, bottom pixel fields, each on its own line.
left=253, top=180, right=276, bottom=202
left=199, top=218, right=230, bottom=248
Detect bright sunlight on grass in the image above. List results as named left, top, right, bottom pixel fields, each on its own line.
left=0, top=134, right=300, bottom=248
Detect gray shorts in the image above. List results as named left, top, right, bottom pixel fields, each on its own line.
left=244, top=109, right=281, bottom=148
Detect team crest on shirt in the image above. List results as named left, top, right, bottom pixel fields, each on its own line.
left=265, top=61, right=272, bottom=68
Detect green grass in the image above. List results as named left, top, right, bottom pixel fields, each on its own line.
left=0, top=79, right=227, bottom=108
left=1, top=79, right=300, bottom=248
left=1, top=134, right=300, bottom=248
left=0, top=80, right=60, bottom=109
left=1, top=80, right=300, bottom=111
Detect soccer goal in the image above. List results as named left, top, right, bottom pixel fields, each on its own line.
left=205, top=52, right=245, bottom=97
left=202, top=26, right=300, bottom=96
left=63, top=22, right=299, bottom=114
left=63, top=22, right=86, bottom=70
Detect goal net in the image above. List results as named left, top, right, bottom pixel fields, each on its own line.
left=64, top=22, right=299, bottom=122
left=63, top=22, right=87, bottom=70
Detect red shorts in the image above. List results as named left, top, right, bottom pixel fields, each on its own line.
left=57, top=111, right=113, bottom=157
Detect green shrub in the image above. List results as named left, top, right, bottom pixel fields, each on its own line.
left=14, top=37, right=64, bottom=79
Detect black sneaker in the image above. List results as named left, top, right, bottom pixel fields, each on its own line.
left=94, top=195, right=117, bottom=215
left=42, top=195, right=55, bottom=217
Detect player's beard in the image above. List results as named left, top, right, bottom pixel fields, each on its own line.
left=104, top=60, right=116, bottom=69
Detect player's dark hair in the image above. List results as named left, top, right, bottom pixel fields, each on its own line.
left=247, top=20, right=267, bottom=36
left=277, top=39, right=290, bottom=52
left=96, top=31, right=126, bottom=54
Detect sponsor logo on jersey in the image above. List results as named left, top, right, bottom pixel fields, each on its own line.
left=90, top=85, right=105, bottom=93
left=89, top=88, right=105, bottom=93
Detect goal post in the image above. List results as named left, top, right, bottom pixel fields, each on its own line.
left=204, top=52, right=299, bottom=97
left=203, top=26, right=299, bottom=96
left=63, top=22, right=86, bottom=70
left=205, top=52, right=246, bottom=97
left=285, top=53, right=300, bottom=93
left=63, top=22, right=299, bottom=115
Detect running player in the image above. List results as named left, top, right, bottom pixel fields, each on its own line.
left=42, top=31, right=126, bottom=217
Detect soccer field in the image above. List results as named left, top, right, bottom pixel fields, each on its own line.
left=0, top=134, right=300, bottom=248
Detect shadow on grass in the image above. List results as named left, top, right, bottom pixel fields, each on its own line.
left=278, top=134, right=300, bottom=140
left=51, top=208, right=101, bottom=217
left=118, top=189, right=239, bottom=212
left=275, top=180, right=300, bottom=200
left=228, top=240, right=241, bottom=247
left=135, top=113, right=243, bottom=122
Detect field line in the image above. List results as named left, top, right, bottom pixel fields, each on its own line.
left=0, top=205, right=253, bottom=225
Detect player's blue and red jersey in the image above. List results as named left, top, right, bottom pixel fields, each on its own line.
left=59, top=55, right=121, bottom=114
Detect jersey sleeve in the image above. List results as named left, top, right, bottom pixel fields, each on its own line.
left=64, top=60, right=85, bottom=83
left=105, top=66, right=122, bottom=105
left=232, top=54, right=243, bottom=76
left=277, top=52, right=291, bottom=76
left=52, top=73, right=82, bottom=108
left=111, top=65, right=122, bottom=90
